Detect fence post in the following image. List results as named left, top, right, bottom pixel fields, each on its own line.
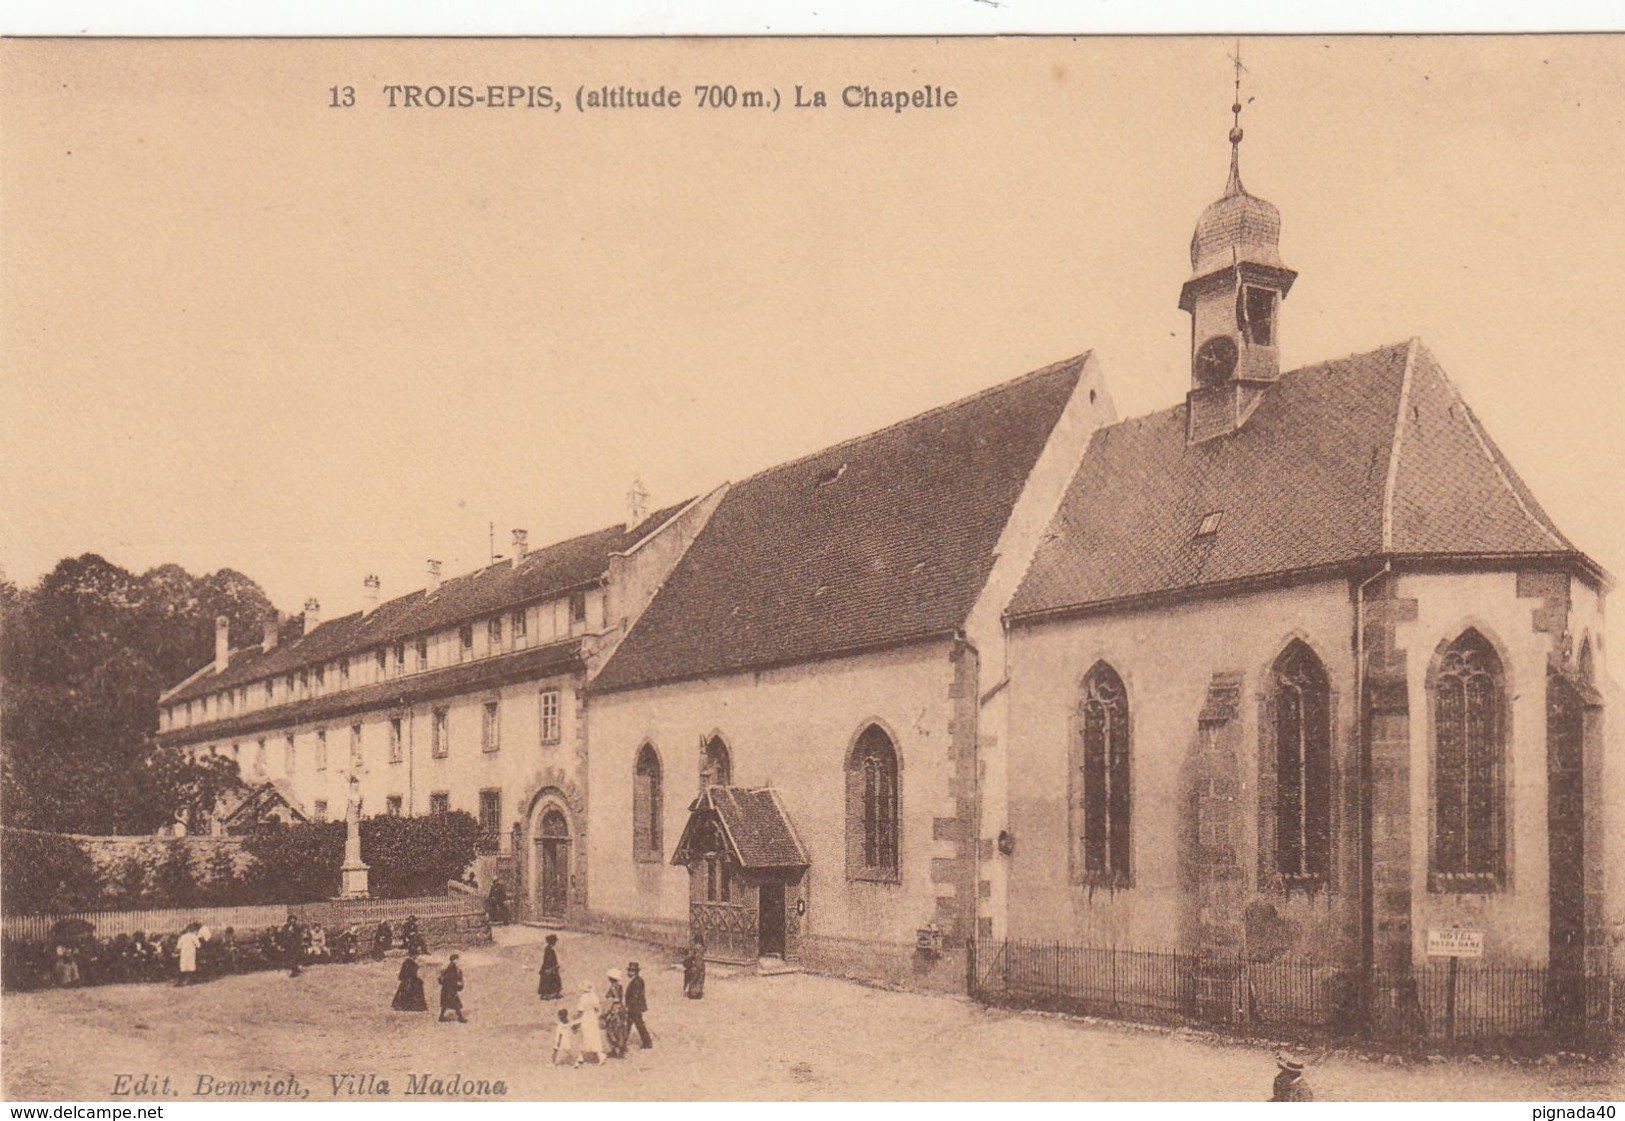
left=965, top=935, right=976, bottom=996
left=1445, top=956, right=1458, bottom=1042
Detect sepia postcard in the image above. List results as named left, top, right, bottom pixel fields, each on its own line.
left=1, top=32, right=1623, bottom=1108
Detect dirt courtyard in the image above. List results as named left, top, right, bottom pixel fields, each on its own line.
left=2, top=926, right=1619, bottom=1102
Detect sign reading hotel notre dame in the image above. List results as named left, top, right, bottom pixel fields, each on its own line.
left=1426, top=928, right=1486, bottom=959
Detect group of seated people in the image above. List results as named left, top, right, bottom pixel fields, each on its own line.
left=4, top=913, right=433, bottom=992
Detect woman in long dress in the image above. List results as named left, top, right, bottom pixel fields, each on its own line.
left=682, top=937, right=706, bottom=1000
left=392, top=955, right=428, bottom=1011
left=601, top=969, right=631, bottom=1058
left=574, top=982, right=606, bottom=1064
left=537, top=934, right=562, bottom=999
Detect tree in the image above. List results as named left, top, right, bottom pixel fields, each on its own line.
left=0, top=555, right=276, bottom=834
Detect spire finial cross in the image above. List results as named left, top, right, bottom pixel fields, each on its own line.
left=1228, top=39, right=1247, bottom=146
left=1223, top=39, right=1248, bottom=195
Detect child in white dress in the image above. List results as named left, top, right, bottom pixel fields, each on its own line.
left=551, top=1008, right=580, bottom=1067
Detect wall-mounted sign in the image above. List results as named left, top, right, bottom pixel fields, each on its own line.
left=1426, top=928, right=1484, bottom=959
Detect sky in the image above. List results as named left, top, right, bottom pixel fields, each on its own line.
left=3, top=36, right=1623, bottom=657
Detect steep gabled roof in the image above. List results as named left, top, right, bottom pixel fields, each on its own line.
left=217, top=780, right=308, bottom=828
left=1009, top=339, right=1594, bottom=622
left=591, top=356, right=1087, bottom=694
left=163, top=502, right=688, bottom=705
left=670, top=787, right=809, bottom=869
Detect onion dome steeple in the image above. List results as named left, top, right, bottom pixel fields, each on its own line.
left=1180, top=45, right=1298, bottom=442
left=1189, top=106, right=1286, bottom=276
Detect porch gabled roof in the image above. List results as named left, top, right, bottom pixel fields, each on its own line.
left=670, top=786, right=809, bottom=869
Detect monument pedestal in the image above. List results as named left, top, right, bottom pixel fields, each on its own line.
left=340, top=861, right=371, bottom=900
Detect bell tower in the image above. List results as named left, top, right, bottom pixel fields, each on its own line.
left=1180, top=46, right=1297, bottom=442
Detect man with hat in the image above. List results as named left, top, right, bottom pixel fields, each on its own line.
left=1270, top=1053, right=1313, bottom=1101
left=624, top=961, right=652, bottom=1050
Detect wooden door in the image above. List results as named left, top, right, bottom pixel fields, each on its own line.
left=759, top=881, right=786, bottom=958
left=538, top=808, right=570, bottom=921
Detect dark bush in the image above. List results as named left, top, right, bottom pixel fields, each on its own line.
left=0, top=830, right=101, bottom=916
left=150, top=844, right=194, bottom=907
left=242, top=822, right=346, bottom=903
left=200, top=846, right=247, bottom=906
left=360, top=811, right=480, bottom=899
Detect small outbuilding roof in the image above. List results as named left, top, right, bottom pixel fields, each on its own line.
left=671, top=786, right=809, bottom=870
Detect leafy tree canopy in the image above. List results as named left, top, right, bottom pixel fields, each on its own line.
left=1, top=555, right=278, bottom=834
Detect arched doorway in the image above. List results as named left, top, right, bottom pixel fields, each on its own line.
left=535, top=805, right=571, bottom=922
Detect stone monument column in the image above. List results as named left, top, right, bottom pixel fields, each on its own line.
left=339, top=772, right=371, bottom=899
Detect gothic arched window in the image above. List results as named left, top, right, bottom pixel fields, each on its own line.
left=1271, top=641, right=1332, bottom=881
left=633, top=744, right=663, bottom=862
left=1433, top=629, right=1505, bottom=888
left=701, top=735, right=732, bottom=788
left=846, top=725, right=899, bottom=881
left=1075, top=662, right=1131, bottom=884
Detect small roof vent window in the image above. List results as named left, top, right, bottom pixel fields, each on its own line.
left=1196, top=511, right=1224, bottom=538
left=816, top=463, right=848, bottom=488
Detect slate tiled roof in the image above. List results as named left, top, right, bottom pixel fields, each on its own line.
left=591, top=356, right=1087, bottom=693
left=157, top=639, right=584, bottom=747
left=164, top=502, right=689, bottom=705
left=671, top=787, right=809, bottom=869
left=1009, top=339, right=1592, bottom=621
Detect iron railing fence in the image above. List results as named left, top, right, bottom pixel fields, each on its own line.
left=970, top=937, right=1621, bottom=1046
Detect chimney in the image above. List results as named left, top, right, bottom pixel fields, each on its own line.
left=427, top=559, right=443, bottom=593
left=214, top=616, right=230, bottom=675
left=261, top=612, right=279, bottom=653
left=303, top=597, right=321, bottom=634
left=511, top=529, right=529, bottom=567
left=362, top=574, right=381, bottom=615
left=626, top=476, right=650, bottom=528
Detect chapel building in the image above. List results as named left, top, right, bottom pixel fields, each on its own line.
left=997, top=119, right=1618, bottom=1029
left=154, top=100, right=1621, bottom=1027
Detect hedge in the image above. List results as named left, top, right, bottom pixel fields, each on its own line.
left=1, top=813, right=481, bottom=914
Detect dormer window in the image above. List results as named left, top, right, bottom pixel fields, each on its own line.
left=1240, top=285, right=1275, bottom=347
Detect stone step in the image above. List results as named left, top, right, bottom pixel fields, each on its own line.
left=756, top=958, right=802, bottom=977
